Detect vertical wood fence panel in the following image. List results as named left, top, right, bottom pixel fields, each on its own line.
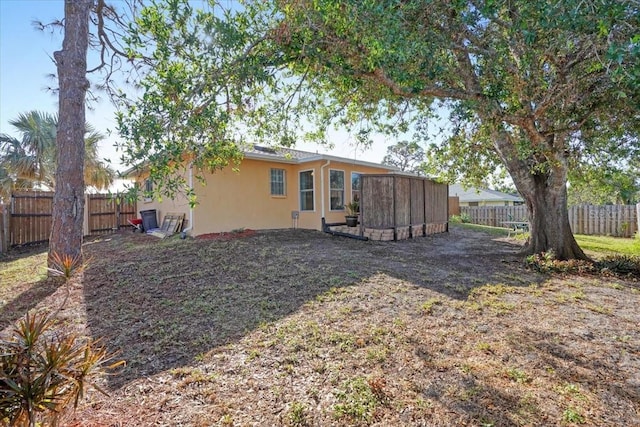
left=10, top=191, right=54, bottom=246
left=460, top=204, right=638, bottom=238
left=118, top=196, right=137, bottom=230
left=430, top=183, right=449, bottom=223
left=0, top=203, right=8, bottom=254
left=88, top=194, right=117, bottom=234
left=3, top=191, right=137, bottom=248
left=448, top=196, right=460, bottom=216
left=362, top=176, right=394, bottom=228
left=360, top=175, right=448, bottom=239
left=410, top=179, right=425, bottom=225
left=87, top=194, right=136, bottom=234
left=423, top=180, right=435, bottom=224
left=394, top=176, right=411, bottom=227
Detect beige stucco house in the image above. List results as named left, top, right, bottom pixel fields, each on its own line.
left=126, top=146, right=400, bottom=236
left=449, top=183, right=524, bottom=207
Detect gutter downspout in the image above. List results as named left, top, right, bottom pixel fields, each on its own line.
left=320, top=159, right=331, bottom=229
left=181, top=162, right=194, bottom=238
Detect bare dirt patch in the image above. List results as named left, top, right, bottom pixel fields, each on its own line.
left=196, top=229, right=257, bottom=241
left=2, top=226, right=638, bottom=426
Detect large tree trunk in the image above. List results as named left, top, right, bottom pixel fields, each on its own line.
left=494, top=132, right=589, bottom=261
left=49, top=0, right=92, bottom=268
left=519, top=175, right=588, bottom=260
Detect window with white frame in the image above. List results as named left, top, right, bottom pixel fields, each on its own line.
left=270, top=168, right=286, bottom=196
left=330, top=170, right=345, bottom=210
left=299, top=170, right=314, bottom=211
left=351, top=172, right=362, bottom=202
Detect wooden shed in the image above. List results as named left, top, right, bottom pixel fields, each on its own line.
left=358, top=174, right=449, bottom=241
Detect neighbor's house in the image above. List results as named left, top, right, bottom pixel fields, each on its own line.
left=125, top=146, right=400, bottom=236
left=449, top=183, right=524, bottom=207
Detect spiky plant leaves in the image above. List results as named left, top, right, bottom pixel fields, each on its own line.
left=0, top=313, right=122, bottom=426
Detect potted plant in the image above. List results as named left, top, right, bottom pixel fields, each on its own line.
left=345, top=200, right=359, bottom=227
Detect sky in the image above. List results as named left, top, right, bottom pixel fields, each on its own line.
left=0, top=1, right=123, bottom=168
left=0, top=0, right=398, bottom=176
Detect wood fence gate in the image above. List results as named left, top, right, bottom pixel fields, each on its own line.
left=86, top=194, right=137, bottom=235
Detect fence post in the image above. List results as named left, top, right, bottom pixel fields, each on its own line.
left=0, top=204, right=7, bottom=254
left=636, top=203, right=640, bottom=238
left=83, top=194, right=90, bottom=237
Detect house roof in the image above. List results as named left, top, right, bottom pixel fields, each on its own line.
left=243, top=145, right=401, bottom=171
left=121, top=144, right=400, bottom=177
left=449, top=183, right=523, bottom=203
left=243, top=145, right=318, bottom=161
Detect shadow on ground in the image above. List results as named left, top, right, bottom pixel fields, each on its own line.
left=0, top=246, right=60, bottom=330
left=0, top=278, right=61, bottom=330
left=81, top=227, right=544, bottom=388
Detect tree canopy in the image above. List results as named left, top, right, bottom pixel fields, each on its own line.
left=116, top=0, right=640, bottom=259
left=115, top=0, right=281, bottom=202
left=272, top=0, right=640, bottom=259
left=567, top=123, right=640, bottom=205
left=381, top=141, right=425, bottom=174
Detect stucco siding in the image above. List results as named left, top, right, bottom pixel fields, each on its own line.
left=192, top=159, right=393, bottom=234
left=193, top=159, right=298, bottom=234
left=136, top=169, right=191, bottom=229
left=131, top=156, right=396, bottom=235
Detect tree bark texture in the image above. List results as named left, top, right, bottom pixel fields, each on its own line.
left=49, top=0, right=92, bottom=267
left=523, top=177, right=587, bottom=260
left=493, top=131, right=588, bottom=260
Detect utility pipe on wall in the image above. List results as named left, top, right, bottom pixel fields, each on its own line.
left=181, top=162, right=194, bottom=238
left=320, top=159, right=331, bottom=219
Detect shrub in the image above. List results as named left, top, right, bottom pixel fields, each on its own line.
left=451, top=213, right=472, bottom=224
left=0, top=313, right=122, bottom=426
left=460, top=213, right=472, bottom=223
left=526, top=252, right=639, bottom=278
left=525, top=251, right=595, bottom=275
left=597, top=255, right=640, bottom=277
left=449, top=215, right=463, bottom=224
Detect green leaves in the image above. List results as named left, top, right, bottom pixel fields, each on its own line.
left=117, top=0, right=287, bottom=202
left=115, top=0, right=639, bottom=232
left=381, top=140, right=426, bottom=174
left=0, top=111, right=115, bottom=199
left=0, top=313, right=123, bottom=426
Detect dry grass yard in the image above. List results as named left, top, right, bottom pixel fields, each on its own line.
left=1, top=226, right=638, bottom=426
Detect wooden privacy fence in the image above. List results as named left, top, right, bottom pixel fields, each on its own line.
left=86, top=193, right=137, bottom=235
left=359, top=174, right=448, bottom=240
left=0, top=191, right=137, bottom=252
left=0, top=203, right=8, bottom=254
left=5, top=191, right=54, bottom=247
left=460, top=205, right=529, bottom=227
left=448, top=196, right=460, bottom=216
left=460, top=204, right=640, bottom=238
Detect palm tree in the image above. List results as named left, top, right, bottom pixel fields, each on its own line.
left=0, top=111, right=115, bottom=200
left=0, top=137, right=37, bottom=202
